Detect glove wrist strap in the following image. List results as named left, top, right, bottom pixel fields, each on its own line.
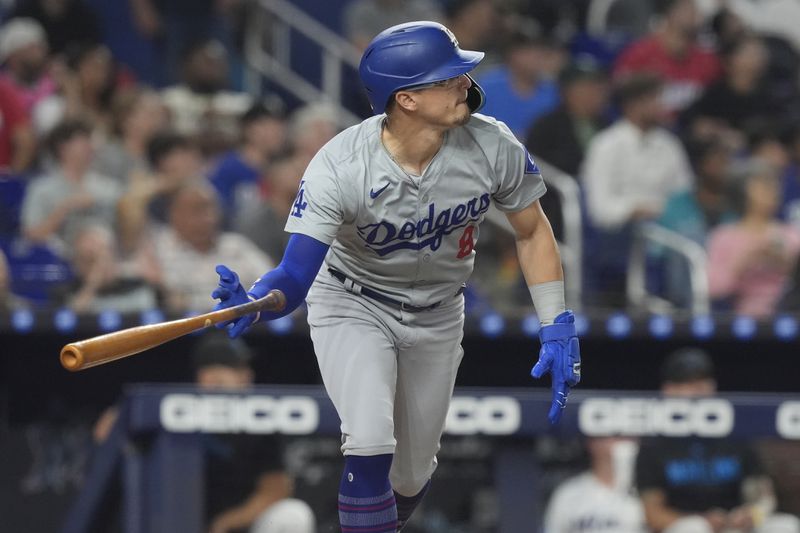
left=539, top=322, right=576, bottom=343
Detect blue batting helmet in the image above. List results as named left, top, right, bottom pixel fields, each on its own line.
left=358, top=21, right=486, bottom=114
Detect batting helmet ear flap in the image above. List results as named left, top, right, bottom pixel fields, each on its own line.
left=465, top=74, right=485, bottom=113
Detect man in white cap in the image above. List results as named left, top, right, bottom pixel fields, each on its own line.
left=0, top=17, right=56, bottom=112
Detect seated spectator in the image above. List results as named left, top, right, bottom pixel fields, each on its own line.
left=584, top=74, right=692, bottom=230
left=235, top=156, right=303, bottom=261
left=477, top=26, right=561, bottom=138
left=116, top=130, right=205, bottom=253
left=34, top=42, right=132, bottom=136
left=582, top=74, right=691, bottom=303
left=153, top=183, right=273, bottom=311
left=0, top=75, right=37, bottom=174
left=526, top=58, right=610, bottom=239
left=657, top=138, right=737, bottom=306
left=209, top=102, right=287, bottom=225
left=445, top=0, right=501, bottom=65
left=192, top=331, right=316, bottom=533
left=20, top=118, right=121, bottom=254
left=92, top=87, right=166, bottom=184
left=0, top=17, right=56, bottom=113
left=707, top=159, right=800, bottom=317
left=52, top=224, right=158, bottom=313
left=526, top=57, right=610, bottom=177
left=724, top=0, right=800, bottom=54
left=161, top=39, right=252, bottom=155
left=682, top=36, right=780, bottom=142
left=285, top=102, right=339, bottom=172
left=343, top=0, right=444, bottom=51
left=9, top=0, right=101, bottom=54
left=613, top=0, right=721, bottom=117
left=545, top=437, right=645, bottom=533
left=0, top=247, right=27, bottom=310
left=636, top=348, right=799, bottom=533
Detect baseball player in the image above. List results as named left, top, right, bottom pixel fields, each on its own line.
left=212, top=21, right=581, bottom=532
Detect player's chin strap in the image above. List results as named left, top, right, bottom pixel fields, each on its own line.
left=466, top=74, right=485, bottom=113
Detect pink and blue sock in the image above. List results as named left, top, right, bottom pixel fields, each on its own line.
left=338, top=454, right=398, bottom=533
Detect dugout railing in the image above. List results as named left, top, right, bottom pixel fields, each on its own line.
left=60, top=385, right=800, bottom=533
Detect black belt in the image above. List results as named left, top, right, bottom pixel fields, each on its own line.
left=328, top=269, right=463, bottom=312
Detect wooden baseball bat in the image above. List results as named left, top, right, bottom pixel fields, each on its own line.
left=60, top=290, right=286, bottom=372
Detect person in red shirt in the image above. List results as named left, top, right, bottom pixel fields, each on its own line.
left=613, top=0, right=721, bottom=117
left=0, top=76, right=36, bottom=174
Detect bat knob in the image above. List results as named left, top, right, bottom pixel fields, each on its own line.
left=60, top=345, right=84, bottom=371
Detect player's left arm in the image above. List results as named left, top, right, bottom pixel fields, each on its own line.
left=506, top=200, right=581, bottom=424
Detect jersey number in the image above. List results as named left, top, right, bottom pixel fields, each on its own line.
left=457, top=226, right=475, bottom=259
left=291, top=180, right=308, bottom=218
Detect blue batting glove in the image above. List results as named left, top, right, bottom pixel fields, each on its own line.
left=211, top=264, right=256, bottom=338
left=531, top=310, right=581, bottom=425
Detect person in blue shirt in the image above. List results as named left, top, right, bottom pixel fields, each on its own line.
left=209, top=103, right=286, bottom=227
left=476, top=27, right=561, bottom=138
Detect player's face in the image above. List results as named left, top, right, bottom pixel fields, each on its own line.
left=403, top=74, right=473, bottom=128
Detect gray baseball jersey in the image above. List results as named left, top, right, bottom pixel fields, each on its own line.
left=284, top=113, right=546, bottom=307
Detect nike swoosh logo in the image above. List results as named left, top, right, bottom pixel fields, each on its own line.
left=369, top=183, right=390, bottom=199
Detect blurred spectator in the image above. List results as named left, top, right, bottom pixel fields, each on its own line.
left=235, top=156, right=302, bottom=261
left=92, top=87, right=166, bottom=184
left=613, top=0, right=721, bottom=116
left=583, top=74, right=691, bottom=231
left=153, top=182, right=273, bottom=311
left=445, top=0, right=500, bottom=62
left=0, top=247, right=26, bottom=310
left=161, top=39, right=253, bottom=155
left=0, top=17, right=56, bottom=113
left=780, top=127, right=800, bottom=226
left=20, top=118, right=121, bottom=253
left=9, top=0, right=101, bottom=54
left=657, top=138, right=737, bottom=306
left=707, top=159, right=800, bottom=317
left=34, top=43, right=131, bottom=136
left=526, top=57, right=610, bottom=177
left=545, top=437, right=645, bottom=533
left=128, top=0, right=240, bottom=86
left=191, top=331, right=316, bottom=533
left=526, top=57, right=610, bottom=240
left=285, top=102, right=339, bottom=171
left=343, top=0, right=444, bottom=51
left=209, top=102, right=286, bottom=225
left=725, top=0, right=800, bottom=54
left=0, top=75, right=37, bottom=173
left=52, top=224, right=158, bottom=313
left=116, top=130, right=204, bottom=253
left=582, top=74, right=691, bottom=304
left=477, top=26, right=562, bottom=138
left=636, top=348, right=799, bottom=533
left=682, top=36, right=780, bottom=142
left=585, top=0, right=656, bottom=40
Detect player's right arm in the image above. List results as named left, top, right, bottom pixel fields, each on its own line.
left=212, top=148, right=347, bottom=337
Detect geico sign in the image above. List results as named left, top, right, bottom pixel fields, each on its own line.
left=776, top=401, right=800, bottom=439
left=579, top=398, right=734, bottom=437
left=160, top=394, right=319, bottom=434
left=445, top=396, right=521, bottom=435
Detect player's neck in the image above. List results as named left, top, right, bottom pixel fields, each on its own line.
left=382, top=116, right=446, bottom=176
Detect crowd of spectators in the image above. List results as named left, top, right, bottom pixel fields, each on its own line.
left=3, top=0, right=800, bottom=319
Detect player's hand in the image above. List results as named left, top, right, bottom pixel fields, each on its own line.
left=211, top=264, right=256, bottom=338
left=531, top=310, right=581, bottom=425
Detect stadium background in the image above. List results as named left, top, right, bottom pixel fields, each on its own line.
left=2, top=0, right=800, bottom=532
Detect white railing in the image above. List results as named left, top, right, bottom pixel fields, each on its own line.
left=244, top=0, right=363, bottom=127
left=626, top=223, right=710, bottom=315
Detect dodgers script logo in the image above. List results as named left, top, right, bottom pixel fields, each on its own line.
left=357, top=194, right=491, bottom=256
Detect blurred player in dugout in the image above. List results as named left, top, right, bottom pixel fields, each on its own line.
left=93, top=331, right=314, bottom=533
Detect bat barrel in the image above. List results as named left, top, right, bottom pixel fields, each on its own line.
left=60, top=345, right=84, bottom=371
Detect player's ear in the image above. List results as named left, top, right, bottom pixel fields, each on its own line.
left=393, top=91, right=418, bottom=113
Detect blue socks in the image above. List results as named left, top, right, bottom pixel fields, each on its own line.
left=338, top=454, right=398, bottom=532
left=395, top=480, right=430, bottom=531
